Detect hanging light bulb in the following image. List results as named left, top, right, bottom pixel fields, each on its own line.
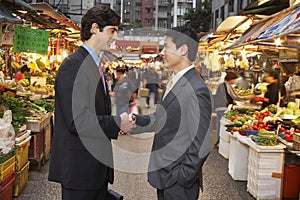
left=275, top=38, right=281, bottom=46
left=241, top=49, right=246, bottom=58
left=223, top=54, right=229, bottom=61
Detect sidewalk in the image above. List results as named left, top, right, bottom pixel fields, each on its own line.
left=13, top=145, right=255, bottom=200
left=13, top=96, right=255, bottom=200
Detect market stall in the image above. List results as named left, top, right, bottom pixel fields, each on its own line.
left=0, top=1, right=79, bottom=199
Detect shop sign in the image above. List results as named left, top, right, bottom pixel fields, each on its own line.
left=13, top=26, right=50, bottom=55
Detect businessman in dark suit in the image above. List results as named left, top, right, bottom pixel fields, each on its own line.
left=48, top=4, right=135, bottom=200
left=131, top=26, right=213, bottom=200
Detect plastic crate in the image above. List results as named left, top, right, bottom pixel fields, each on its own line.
left=0, top=149, right=15, bottom=164
left=219, top=118, right=231, bottom=142
left=228, top=133, right=249, bottom=181
left=13, top=161, right=29, bottom=197
left=0, top=156, right=15, bottom=173
left=15, top=136, right=31, bottom=171
left=247, top=142, right=283, bottom=200
left=218, top=137, right=230, bottom=159
left=0, top=171, right=14, bottom=187
left=0, top=162, right=15, bottom=180
left=0, top=173, right=15, bottom=200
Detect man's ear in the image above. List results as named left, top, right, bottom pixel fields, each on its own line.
left=91, top=23, right=98, bottom=34
left=178, top=44, right=188, bottom=56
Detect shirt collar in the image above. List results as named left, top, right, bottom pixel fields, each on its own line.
left=81, top=44, right=100, bottom=66
left=172, top=65, right=194, bottom=85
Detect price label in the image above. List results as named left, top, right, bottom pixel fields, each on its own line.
left=290, top=127, right=295, bottom=134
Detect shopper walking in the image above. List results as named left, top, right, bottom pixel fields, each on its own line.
left=143, top=67, right=160, bottom=107
left=214, top=71, right=254, bottom=142
left=48, top=4, right=135, bottom=200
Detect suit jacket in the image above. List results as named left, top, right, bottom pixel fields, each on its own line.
left=48, top=46, right=121, bottom=190
left=134, top=68, right=212, bottom=190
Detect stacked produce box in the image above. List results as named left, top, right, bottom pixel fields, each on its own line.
left=218, top=102, right=300, bottom=199
left=0, top=149, right=15, bottom=200
left=13, top=130, right=31, bottom=197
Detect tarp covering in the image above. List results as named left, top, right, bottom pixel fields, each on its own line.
left=227, top=3, right=300, bottom=49
left=241, top=0, right=289, bottom=15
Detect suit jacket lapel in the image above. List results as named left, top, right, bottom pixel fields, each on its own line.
left=162, top=68, right=195, bottom=108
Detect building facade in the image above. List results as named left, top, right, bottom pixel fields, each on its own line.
left=211, top=0, right=254, bottom=30
left=25, top=0, right=197, bottom=29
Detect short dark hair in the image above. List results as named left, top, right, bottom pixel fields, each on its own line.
left=264, top=68, right=279, bottom=80
left=81, top=4, right=120, bottom=41
left=116, top=67, right=126, bottom=74
left=165, top=26, right=199, bottom=62
left=225, top=72, right=238, bottom=81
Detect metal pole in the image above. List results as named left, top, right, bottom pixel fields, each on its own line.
left=121, top=0, right=123, bottom=23
left=173, top=0, right=177, bottom=27
left=155, top=0, right=158, bottom=30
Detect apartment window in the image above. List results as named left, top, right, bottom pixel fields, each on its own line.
left=145, top=18, right=151, bottom=24
left=228, top=0, right=234, bottom=13
left=146, top=7, right=151, bottom=13
left=215, top=9, right=219, bottom=19
left=239, top=0, right=244, bottom=11
left=221, top=6, right=224, bottom=20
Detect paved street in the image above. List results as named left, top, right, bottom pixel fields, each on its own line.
left=13, top=138, right=255, bottom=200
left=13, top=96, right=255, bottom=200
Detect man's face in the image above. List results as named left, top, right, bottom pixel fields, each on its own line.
left=96, top=25, right=118, bottom=51
left=160, top=36, right=181, bottom=69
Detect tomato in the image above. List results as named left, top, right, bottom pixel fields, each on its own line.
left=253, top=125, right=258, bottom=130
left=286, top=130, right=291, bottom=135
left=285, top=134, right=293, bottom=142
left=295, top=129, right=300, bottom=133
left=281, top=127, right=285, bottom=132
left=265, top=126, right=269, bottom=131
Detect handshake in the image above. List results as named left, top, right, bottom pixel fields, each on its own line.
left=119, top=112, right=136, bottom=135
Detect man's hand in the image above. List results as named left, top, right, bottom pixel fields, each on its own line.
left=120, top=112, right=136, bottom=134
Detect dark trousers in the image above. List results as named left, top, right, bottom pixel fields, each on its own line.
left=157, top=179, right=200, bottom=200
left=146, top=83, right=158, bottom=105
left=62, top=183, right=108, bottom=200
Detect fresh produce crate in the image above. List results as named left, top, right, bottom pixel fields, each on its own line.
left=15, top=136, right=31, bottom=171
left=0, top=156, right=15, bottom=173
left=220, top=117, right=231, bottom=142
left=247, top=139, right=284, bottom=200
left=13, top=161, right=29, bottom=197
left=0, top=162, right=15, bottom=180
left=228, top=133, right=249, bottom=181
left=218, top=137, right=230, bottom=159
left=0, top=171, right=15, bottom=200
left=0, top=149, right=15, bottom=164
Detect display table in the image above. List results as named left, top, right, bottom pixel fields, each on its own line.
left=218, top=117, right=231, bottom=159
left=246, top=138, right=285, bottom=200
left=228, top=132, right=249, bottom=181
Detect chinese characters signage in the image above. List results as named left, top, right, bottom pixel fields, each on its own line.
left=13, top=26, right=50, bottom=55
